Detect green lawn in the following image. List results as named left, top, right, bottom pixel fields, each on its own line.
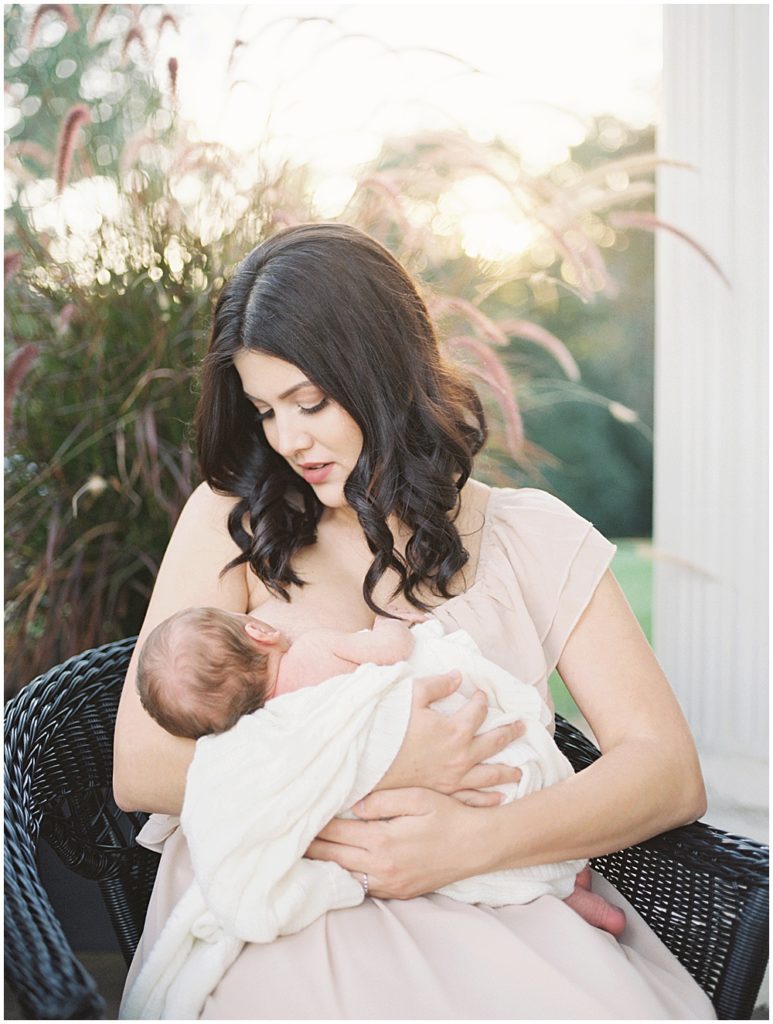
left=549, top=539, right=652, bottom=721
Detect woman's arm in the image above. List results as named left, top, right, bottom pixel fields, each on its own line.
left=474, top=568, right=706, bottom=869
left=306, top=570, right=708, bottom=897
left=112, top=483, right=250, bottom=815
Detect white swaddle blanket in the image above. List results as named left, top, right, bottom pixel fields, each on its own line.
left=120, top=621, right=585, bottom=1020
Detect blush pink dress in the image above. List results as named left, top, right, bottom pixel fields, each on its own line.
left=123, top=487, right=717, bottom=1019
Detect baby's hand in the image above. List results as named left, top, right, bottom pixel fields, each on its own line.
left=328, top=614, right=417, bottom=667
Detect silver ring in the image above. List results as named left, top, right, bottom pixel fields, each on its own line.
left=361, top=872, right=369, bottom=898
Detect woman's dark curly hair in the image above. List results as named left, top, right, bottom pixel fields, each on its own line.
left=196, top=222, right=487, bottom=613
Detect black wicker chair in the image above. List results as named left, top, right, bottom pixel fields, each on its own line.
left=4, top=638, right=769, bottom=1020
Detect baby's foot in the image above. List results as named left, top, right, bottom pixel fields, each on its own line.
left=563, top=868, right=626, bottom=936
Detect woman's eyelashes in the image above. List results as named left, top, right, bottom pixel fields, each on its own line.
left=252, top=397, right=330, bottom=421
left=298, top=397, right=330, bottom=416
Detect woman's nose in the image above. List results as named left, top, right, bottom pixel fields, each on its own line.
left=271, top=415, right=312, bottom=459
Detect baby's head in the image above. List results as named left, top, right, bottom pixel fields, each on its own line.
left=136, top=607, right=288, bottom=739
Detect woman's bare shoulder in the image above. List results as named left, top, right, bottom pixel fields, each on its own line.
left=182, top=483, right=275, bottom=611
left=152, top=482, right=247, bottom=598
left=180, top=481, right=242, bottom=526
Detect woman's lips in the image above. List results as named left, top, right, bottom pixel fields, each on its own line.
left=300, top=462, right=333, bottom=485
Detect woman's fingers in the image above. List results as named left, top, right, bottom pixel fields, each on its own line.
left=382, top=674, right=523, bottom=795
left=307, top=789, right=442, bottom=895
left=305, top=837, right=370, bottom=872
left=353, top=787, right=432, bottom=820
left=450, top=789, right=503, bottom=807
left=459, top=762, right=522, bottom=790
left=315, top=817, right=371, bottom=847
left=448, top=688, right=489, bottom=734
left=471, top=720, right=523, bottom=762
left=411, top=670, right=463, bottom=707
left=311, top=792, right=480, bottom=900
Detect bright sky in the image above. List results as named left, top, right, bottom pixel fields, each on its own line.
left=166, top=3, right=661, bottom=174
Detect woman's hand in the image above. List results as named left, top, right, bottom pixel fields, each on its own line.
left=306, top=788, right=490, bottom=899
left=375, top=671, right=523, bottom=804
left=308, top=798, right=628, bottom=932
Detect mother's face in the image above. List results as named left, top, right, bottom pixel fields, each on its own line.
left=233, top=349, right=363, bottom=509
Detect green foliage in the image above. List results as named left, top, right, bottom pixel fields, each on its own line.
left=520, top=130, right=656, bottom=536
left=504, top=227, right=656, bottom=537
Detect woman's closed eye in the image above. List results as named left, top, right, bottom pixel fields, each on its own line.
left=297, top=397, right=330, bottom=415
left=253, top=397, right=330, bottom=421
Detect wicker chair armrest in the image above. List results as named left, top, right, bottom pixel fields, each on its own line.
left=4, top=637, right=139, bottom=1019
left=5, top=690, right=111, bottom=1019
left=554, top=714, right=768, bottom=884
left=555, top=715, right=769, bottom=1019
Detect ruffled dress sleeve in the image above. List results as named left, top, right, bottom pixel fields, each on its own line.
left=432, top=487, right=616, bottom=713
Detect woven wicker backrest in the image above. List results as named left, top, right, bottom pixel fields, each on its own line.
left=4, top=638, right=769, bottom=1020
left=4, top=638, right=158, bottom=1017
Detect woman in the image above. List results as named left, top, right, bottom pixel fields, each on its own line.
left=115, top=223, right=715, bottom=1018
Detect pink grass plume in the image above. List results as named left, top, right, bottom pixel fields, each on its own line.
left=6, top=140, right=52, bottom=171
left=355, top=174, right=416, bottom=242
left=88, top=5, right=109, bottom=45
left=54, top=104, right=91, bottom=193
left=609, top=210, right=731, bottom=289
left=445, top=334, right=524, bottom=455
left=119, top=129, right=154, bottom=176
left=159, top=12, right=179, bottom=37
left=56, top=303, right=77, bottom=335
left=498, top=319, right=581, bottom=380
left=27, top=4, right=77, bottom=48
left=168, top=57, right=178, bottom=98
left=5, top=344, right=39, bottom=432
left=121, top=24, right=149, bottom=65
left=429, top=295, right=510, bottom=347
left=4, top=251, right=23, bottom=281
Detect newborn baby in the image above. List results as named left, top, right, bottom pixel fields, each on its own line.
left=137, top=606, right=420, bottom=739
left=136, top=605, right=625, bottom=936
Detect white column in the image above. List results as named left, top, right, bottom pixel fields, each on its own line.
left=653, top=6, right=768, bottom=838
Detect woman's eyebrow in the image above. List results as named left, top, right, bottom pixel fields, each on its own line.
left=243, top=380, right=315, bottom=402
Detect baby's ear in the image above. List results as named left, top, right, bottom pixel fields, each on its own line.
left=244, top=620, right=281, bottom=646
